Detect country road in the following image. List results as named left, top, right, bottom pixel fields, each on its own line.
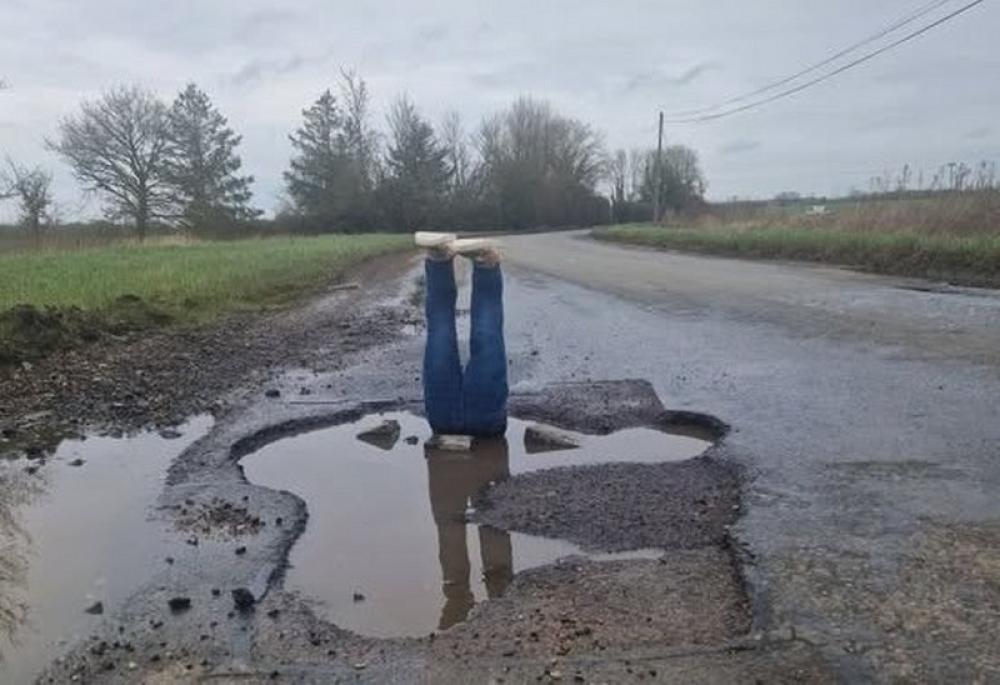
left=497, top=232, right=1000, bottom=680
left=292, top=231, right=1000, bottom=680
left=11, top=231, right=1000, bottom=683
left=505, top=230, right=1000, bottom=366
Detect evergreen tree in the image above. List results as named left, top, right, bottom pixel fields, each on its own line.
left=284, top=90, right=358, bottom=229
left=382, top=96, right=451, bottom=230
left=164, top=83, right=258, bottom=234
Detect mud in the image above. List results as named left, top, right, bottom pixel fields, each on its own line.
left=30, top=377, right=771, bottom=684
left=174, top=497, right=267, bottom=538
left=430, top=552, right=751, bottom=660
left=0, top=255, right=418, bottom=461
left=241, top=412, right=705, bottom=638
left=0, top=416, right=212, bottom=684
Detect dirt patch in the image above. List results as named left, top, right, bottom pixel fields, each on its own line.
left=0, top=305, right=99, bottom=366
left=473, top=457, right=741, bottom=552
left=426, top=639, right=836, bottom=684
left=173, top=496, right=266, bottom=538
left=0, top=255, right=417, bottom=460
left=0, top=296, right=173, bottom=367
left=770, top=520, right=1000, bottom=683
left=431, top=551, right=750, bottom=660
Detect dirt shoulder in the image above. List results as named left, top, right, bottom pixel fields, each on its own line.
left=0, top=253, right=420, bottom=460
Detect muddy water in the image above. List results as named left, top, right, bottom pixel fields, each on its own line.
left=242, top=412, right=709, bottom=638
left=0, top=417, right=212, bottom=684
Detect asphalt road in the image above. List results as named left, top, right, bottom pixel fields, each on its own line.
left=26, top=232, right=1000, bottom=682
left=496, top=231, right=1000, bottom=681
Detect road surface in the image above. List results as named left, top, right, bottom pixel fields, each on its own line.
left=25, top=232, right=1000, bottom=683
left=498, top=231, right=1000, bottom=681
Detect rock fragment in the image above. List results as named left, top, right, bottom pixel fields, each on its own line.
left=357, top=419, right=401, bottom=450
left=232, top=588, right=255, bottom=611
left=523, top=425, right=580, bottom=454
left=168, top=597, right=192, bottom=614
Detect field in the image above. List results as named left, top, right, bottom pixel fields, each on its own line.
left=594, top=194, right=1000, bottom=288
left=0, top=234, right=411, bottom=363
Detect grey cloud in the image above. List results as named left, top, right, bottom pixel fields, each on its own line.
left=625, top=62, right=717, bottom=92
left=719, top=139, right=761, bottom=155
left=230, top=55, right=308, bottom=86
left=1, top=0, right=997, bottom=218
left=241, top=8, right=300, bottom=31
left=416, top=24, right=449, bottom=42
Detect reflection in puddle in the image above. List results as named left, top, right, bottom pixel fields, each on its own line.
left=0, top=417, right=212, bottom=684
left=242, top=412, right=709, bottom=638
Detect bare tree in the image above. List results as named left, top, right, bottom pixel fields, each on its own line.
left=637, top=144, right=706, bottom=213
left=338, top=68, right=378, bottom=190
left=628, top=148, right=645, bottom=199
left=477, top=97, right=607, bottom=227
left=609, top=149, right=627, bottom=210
left=1, top=159, right=53, bottom=242
left=440, top=111, right=471, bottom=192
left=337, top=68, right=380, bottom=228
left=48, top=86, right=171, bottom=240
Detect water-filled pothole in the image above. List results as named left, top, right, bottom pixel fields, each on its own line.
left=242, top=411, right=710, bottom=638
left=0, top=416, right=212, bottom=684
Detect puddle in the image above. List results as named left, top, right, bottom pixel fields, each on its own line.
left=242, top=412, right=709, bottom=638
left=0, top=416, right=212, bottom=684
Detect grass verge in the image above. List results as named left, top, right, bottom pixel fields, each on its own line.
left=593, top=224, right=1000, bottom=288
left=0, top=234, right=411, bottom=365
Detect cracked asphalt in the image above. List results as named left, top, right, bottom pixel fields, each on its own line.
left=24, top=231, right=1000, bottom=682
left=499, top=232, right=1000, bottom=682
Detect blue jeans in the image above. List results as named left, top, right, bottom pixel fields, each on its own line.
left=423, top=259, right=508, bottom=436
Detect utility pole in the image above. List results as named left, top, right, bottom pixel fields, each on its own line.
left=653, top=111, right=663, bottom=224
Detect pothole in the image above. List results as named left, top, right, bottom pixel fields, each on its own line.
left=241, top=411, right=711, bottom=638
left=0, top=416, right=213, bottom=684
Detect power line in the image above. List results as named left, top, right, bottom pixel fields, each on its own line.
left=664, top=0, right=988, bottom=124
left=665, top=0, right=959, bottom=118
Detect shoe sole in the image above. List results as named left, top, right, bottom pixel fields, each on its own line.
left=414, top=232, right=457, bottom=248
left=451, top=238, right=498, bottom=254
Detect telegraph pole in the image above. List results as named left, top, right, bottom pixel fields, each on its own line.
left=653, top=111, right=664, bottom=224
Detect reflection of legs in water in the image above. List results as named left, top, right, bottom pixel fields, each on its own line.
left=435, top=520, right=475, bottom=631
left=426, top=437, right=511, bottom=629
left=478, top=524, right=514, bottom=599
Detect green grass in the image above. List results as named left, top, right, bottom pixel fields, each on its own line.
left=0, top=234, right=410, bottom=315
left=593, top=224, right=1000, bottom=288
left=0, top=234, right=411, bottom=364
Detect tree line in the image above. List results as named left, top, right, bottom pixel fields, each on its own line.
left=2, top=71, right=707, bottom=239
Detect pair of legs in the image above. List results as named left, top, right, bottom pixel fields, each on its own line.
left=422, top=257, right=509, bottom=437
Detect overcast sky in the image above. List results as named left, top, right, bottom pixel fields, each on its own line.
left=1, top=0, right=997, bottom=220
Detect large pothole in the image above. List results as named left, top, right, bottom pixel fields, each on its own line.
left=0, top=416, right=213, bottom=684
left=241, top=411, right=714, bottom=638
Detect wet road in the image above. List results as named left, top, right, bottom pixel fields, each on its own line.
left=498, top=231, right=1000, bottom=680
left=18, top=233, right=1000, bottom=682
